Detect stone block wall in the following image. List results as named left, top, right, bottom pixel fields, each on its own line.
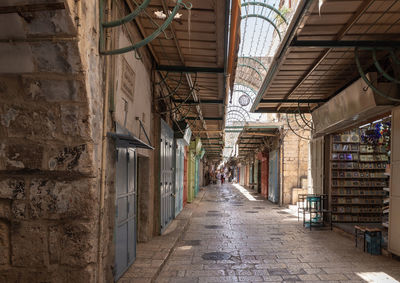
left=281, top=129, right=310, bottom=205
left=0, top=1, right=104, bottom=282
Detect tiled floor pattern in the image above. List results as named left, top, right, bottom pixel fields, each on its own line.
left=156, top=183, right=400, bottom=283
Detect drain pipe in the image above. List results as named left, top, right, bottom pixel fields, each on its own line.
left=98, top=0, right=112, bottom=281
left=223, top=0, right=240, bottom=154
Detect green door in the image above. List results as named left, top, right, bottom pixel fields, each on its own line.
left=194, top=157, right=199, bottom=196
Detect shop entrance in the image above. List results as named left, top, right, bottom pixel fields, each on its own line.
left=328, top=115, right=392, bottom=251
left=268, top=150, right=280, bottom=203
left=160, top=120, right=174, bottom=232
left=114, top=148, right=137, bottom=280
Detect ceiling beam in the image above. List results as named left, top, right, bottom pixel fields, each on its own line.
left=260, top=98, right=328, bottom=103
left=275, top=0, right=375, bottom=112
left=156, top=65, right=225, bottom=73
left=254, top=107, right=312, bottom=113
left=192, top=130, right=222, bottom=133
left=159, top=0, right=210, bottom=140
left=186, top=117, right=223, bottom=121
left=173, top=99, right=224, bottom=104
left=243, top=132, right=276, bottom=137
left=290, top=39, right=400, bottom=48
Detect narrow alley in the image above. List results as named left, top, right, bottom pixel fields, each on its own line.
left=119, top=183, right=400, bottom=282
left=2, top=0, right=400, bottom=282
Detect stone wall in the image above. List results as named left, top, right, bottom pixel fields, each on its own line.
left=0, top=1, right=104, bottom=282
left=281, top=129, right=310, bottom=205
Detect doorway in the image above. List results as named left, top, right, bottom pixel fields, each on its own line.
left=114, top=148, right=137, bottom=280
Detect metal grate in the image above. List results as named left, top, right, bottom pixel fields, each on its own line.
left=202, top=252, right=232, bottom=261
left=204, top=225, right=224, bottom=229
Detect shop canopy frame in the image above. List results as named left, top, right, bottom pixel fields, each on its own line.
left=100, top=0, right=240, bottom=161
left=251, top=0, right=400, bottom=114
left=236, top=123, right=281, bottom=158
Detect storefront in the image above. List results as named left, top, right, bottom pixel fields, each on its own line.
left=188, top=138, right=202, bottom=201
left=257, top=151, right=269, bottom=199
left=268, top=149, right=280, bottom=203
left=311, top=75, right=398, bottom=254
left=173, top=122, right=191, bottom=216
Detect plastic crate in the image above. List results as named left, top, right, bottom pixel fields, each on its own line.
left=365, top=232, right=382, bottom=255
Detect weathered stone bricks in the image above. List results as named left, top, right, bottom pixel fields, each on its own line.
left=0, top=143, right=44, bottom=170
left=2, top=104, right=59, bottom=139
left=0, top=220, right=10, bottom=265
left=11, top=221, right=48, bottom=267
left=0, top=199, right=11, bottom=219
left=0, top=178, right=26, bottom=199
left=46, top=143, right=94, bottom=175
left=58, top=222, right=97, bottom=266
left=29, top=179, right=98, bottom=220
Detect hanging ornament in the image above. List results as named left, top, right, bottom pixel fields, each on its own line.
left=319, top=0, right=325, bottom=16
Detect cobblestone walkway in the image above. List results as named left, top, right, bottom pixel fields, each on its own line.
left=156, top=183, right=400, bottom=283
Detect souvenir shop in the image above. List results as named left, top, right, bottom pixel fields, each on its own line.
left=309, top=74, right=400, bottom=256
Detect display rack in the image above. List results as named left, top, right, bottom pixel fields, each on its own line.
left=383, top=164, right=390, bottom=228
left=330, top=130, right=389, bottom=223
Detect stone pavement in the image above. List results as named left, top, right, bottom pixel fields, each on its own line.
left=118, top=189, right=206, bottom=283
left=154, top=183, right=400, bottom=283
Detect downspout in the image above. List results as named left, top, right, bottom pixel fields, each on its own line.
left=98, top=0, right=112, bottom=281
left=250, top=0, right=315, bottom=112
left=222, top=0, right=231, bottom=153
left=279, top=127, right=284, bottom=207
left=223, top=0, right=240, bottom=153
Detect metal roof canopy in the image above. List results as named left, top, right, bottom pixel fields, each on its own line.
left=124, top=0, right=236, bottom=159
left=108, top=132, right=155, bottom=150
left=251, top=0, right=400, bottom=113
left=236, top=123, right=281, bottom=157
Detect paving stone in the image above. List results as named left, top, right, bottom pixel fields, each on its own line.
left=148, top=184, right=400, bottom=283
left=238, top=275, right=264, bottom=281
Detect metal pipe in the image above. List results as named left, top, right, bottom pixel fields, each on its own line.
left=101, top=0, right=190, bottom=55
left=98, top=0, right=111, bottom=280
left=372, top=48, right=400, bottom=84
left=102, top=0, right=151, bottom=28
left=238, top=63, right=263, bottom=80
left=242, top=2, right=288, bottom=24
left=239, top=56, right=269, bottom=72
left=354, top=47, right=400, bottom=102
left=227, top=0, right=241, bottom=83
left=241, top=14, right=282, bottom=41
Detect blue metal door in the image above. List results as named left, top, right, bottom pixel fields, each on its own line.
left=268, top=150, right=279, bottom=203
left=115, top=148, right=137, bottom=280
left=174, top=140, right=184, bottom=216
left=160, top=120, right=174, bottom=232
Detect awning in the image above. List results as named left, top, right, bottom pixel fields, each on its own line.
left=107, top=132, right=154, bottom=150
left=251, top=0, right=400, bottom=114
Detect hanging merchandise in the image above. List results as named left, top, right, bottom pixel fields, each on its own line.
left=361, top=121, right=391, bottom=152
left=329, top=117, right=391, bottom=224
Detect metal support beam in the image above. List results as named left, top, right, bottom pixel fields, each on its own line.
left=226, top=125, right=281, bottom=129
left=156, top=65, right=225, bottom=73
left=243, top=132, right=276, bottom=136
left=186, top=117, right=223, bottom=121
left=173, top=99, right=224, bottom=104
left=260, top=98, right=328, bottom=103
left=254, top=107, right=312, bottom=113
left=274, top=0, right=375, bottom=112
left=290, top=39, right=400, bottom=49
